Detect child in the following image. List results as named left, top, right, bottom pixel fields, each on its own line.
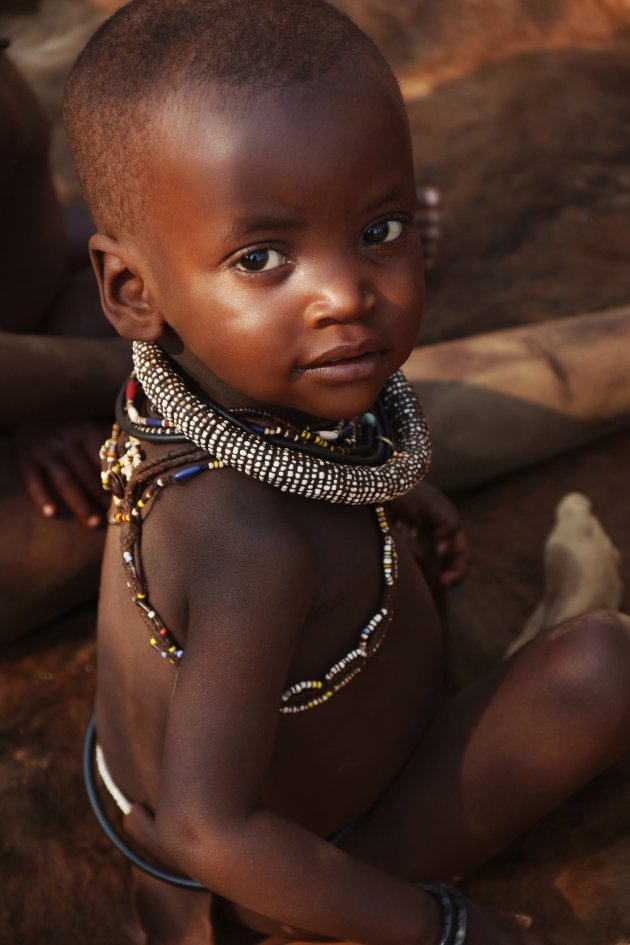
left=65, top=1, right=630, bottom=942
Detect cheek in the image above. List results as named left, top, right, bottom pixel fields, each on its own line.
left=385, top=264, right=425, bottom=336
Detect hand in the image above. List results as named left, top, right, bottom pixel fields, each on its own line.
left=463, top=898, right=551, bottom=945
left=14, top=418, right=110, bottom=528
left=388, top=481, right=469, bottom=587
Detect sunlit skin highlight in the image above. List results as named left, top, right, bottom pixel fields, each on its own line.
left=125, top=70, right=424, bottom=424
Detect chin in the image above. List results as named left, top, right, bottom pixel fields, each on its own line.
left=302, top=382, right=389, bottom=422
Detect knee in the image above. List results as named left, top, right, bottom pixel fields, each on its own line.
left=541, top=610, right=630, bottom=730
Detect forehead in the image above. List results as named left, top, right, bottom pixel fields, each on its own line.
left=141, top=71, right=414, bottom=247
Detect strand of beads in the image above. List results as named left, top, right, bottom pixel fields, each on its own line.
left=230, top=407, right=360, bottom=454
left=133, top=341, right=432, bottom=505
left=104, top=425, right=400, bottom=696
left=102, top=358, right=407, bottom=705
left=117, top=457, right=225, bottom=661
left=125, top=375, right=177, bottom=435
left=279, top=504, right=398, bottom=713
left=100, top=427, right=145, bottom=521
left=99, top=423, right=121, bottom=491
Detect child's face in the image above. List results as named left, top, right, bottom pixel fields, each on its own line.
left=140, top=69, right=424, bottom=421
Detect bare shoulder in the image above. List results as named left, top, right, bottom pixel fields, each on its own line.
left=144, top=461, right=315, bottom=561
left=139, top=461, right=319, bottom=627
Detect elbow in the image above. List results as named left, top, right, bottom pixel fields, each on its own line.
left=154, top=804, right=244, bottom=891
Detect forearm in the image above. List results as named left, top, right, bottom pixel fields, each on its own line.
left=0, top=333, right=130, bottom=420
left=405, top=305, right=630, bottom=492
left=163, top=807, right=441, bottom=945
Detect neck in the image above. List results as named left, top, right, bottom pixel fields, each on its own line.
left=132, top=339, right=432, bottom=504
left=158, top=329, right=342, bottom=428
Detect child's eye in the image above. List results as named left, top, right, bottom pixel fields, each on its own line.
left=233, top=248, right=286, bottom=272
left=362, top=219, right=404, bottom=245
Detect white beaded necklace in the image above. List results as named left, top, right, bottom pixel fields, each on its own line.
left=132, top=341, right=432, bottom=505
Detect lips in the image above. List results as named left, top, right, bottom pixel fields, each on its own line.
left=298, top=340, right=388, bottom=383
left=302, top=338, right=385, bottom=368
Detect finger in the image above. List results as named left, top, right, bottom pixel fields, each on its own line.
left=423, top=496, right=461, bottom=537
left=72, top=441, right=109, bottom=501
left=81, top=421, right=112, bottom=456
left=432, top=510, right=463, bottom=542
left=44, top=458, right=103, bottom=527
left=18, top=456, right=57, bottom=518
left=439, top=554, right=469, bottom=586
left=437, top=529, right=469, bottom=562
left=493, top=906, right=535, bottom=930
left=48, top=440, right=103, bottom=499
left=452, top=533, right=470, bottom=575
left=440, top=569, right=462, bottom=588
left=494, top=907, right=534, bottom=930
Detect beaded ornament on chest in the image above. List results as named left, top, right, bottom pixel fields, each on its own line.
left=101, top=341, right=432, bottom=713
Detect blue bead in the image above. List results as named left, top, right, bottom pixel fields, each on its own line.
left=173, top=464, right=202, bottom=481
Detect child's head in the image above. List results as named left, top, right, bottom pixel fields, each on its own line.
left=65, top=0, right=425, bottom=421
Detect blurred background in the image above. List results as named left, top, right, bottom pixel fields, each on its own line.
left=4, top=2, right=630, bottom=943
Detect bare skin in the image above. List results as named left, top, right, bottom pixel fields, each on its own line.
left=404, top=305, right=630, bottom=492
left=0, top=49, right=66, bottom=332
left=89, top=65, right=630, bottom=945
left=0, top=48, right=130, bottom=639
left=5, top=42, right=630, bottom=646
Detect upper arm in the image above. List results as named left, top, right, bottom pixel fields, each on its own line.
left=153, top=478, right=317, bottom=843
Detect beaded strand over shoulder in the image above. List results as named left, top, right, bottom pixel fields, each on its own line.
left=102, top=347, right=432, bottom=712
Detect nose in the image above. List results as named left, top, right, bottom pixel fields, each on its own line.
left=303, top=258, right=376, bottom=327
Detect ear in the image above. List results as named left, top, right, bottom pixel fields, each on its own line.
left=89, top=233, right=164, bottom=341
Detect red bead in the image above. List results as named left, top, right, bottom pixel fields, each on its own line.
left=125, top=378, right=137, bottom=403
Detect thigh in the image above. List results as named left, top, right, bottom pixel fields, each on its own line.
left=340, top=611, right=630, bottom=881
left=0, top=436, right=105, bottom=640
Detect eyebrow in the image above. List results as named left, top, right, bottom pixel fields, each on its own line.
left=222, top=213, right=308, bottom=245
left=361, top=188, right=411, bottom=215
left=221, top=189, right=411, bottom=246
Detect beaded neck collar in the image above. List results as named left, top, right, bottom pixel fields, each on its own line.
left=132, top=341, right=431, bottom=506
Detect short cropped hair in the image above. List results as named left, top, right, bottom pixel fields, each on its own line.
left=64, top=0, right=401, bottom=237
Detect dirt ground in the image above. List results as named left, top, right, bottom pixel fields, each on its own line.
left=3, top=1, right=630, bottom=943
